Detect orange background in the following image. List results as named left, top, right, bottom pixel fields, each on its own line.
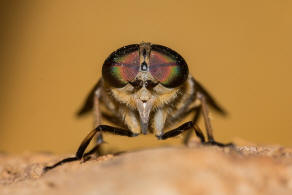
left=0, top=0, right=291, bottom=153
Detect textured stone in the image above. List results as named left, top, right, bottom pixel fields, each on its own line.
left=1, top=144, right=292, bottom=195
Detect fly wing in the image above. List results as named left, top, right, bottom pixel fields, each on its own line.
left=193, top=78, right=227, bottom=115
left=76, top=79, right=101, bottom=116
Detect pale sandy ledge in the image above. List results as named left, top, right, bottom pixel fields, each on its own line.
left=1, top=142, right=292, bottom=195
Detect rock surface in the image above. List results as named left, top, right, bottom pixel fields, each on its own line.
left=1, top=144, right=292, bottom=195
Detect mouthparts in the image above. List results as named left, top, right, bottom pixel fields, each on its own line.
left=136, top=99, right=154, bottom=134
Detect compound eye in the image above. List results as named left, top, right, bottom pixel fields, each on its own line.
left=149, top=45, right=189, bottom=88
left=102, top=44, right=140, bottom=88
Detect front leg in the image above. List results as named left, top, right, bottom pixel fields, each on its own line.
left=156, top=121, right=206, bottom=143
left=43, top=125, right=138, bottom=172
left=157, top=120, right=233, bottom=148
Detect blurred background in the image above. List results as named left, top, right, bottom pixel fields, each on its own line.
left=0, top=0, right=291, bottom=154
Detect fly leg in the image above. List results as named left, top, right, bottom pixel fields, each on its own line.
left=197, top=92, right=233, bottom=147
left=43, top=128, right=101, bottom=172
left=92, top=89, right=104, bottom=155
left=157, top=121, right=205, bottom=143
left=43, top=125, right=138, bottom=172
left=77, top=125, right=138, bottom=159
left=183, top=106, right=202, bottom=145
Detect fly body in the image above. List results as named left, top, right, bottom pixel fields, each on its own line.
left=44, top=42, right=233, bottom=172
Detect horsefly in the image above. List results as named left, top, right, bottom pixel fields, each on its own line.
left=44, top=42, right=233, bottom=171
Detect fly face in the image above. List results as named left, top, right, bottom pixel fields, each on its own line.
left=102, top=42, right=189, bottom=134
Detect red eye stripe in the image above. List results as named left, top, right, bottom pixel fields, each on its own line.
left=150, top=51, right=177, bottom=66
left=114, top=51, right=139, bottom=66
